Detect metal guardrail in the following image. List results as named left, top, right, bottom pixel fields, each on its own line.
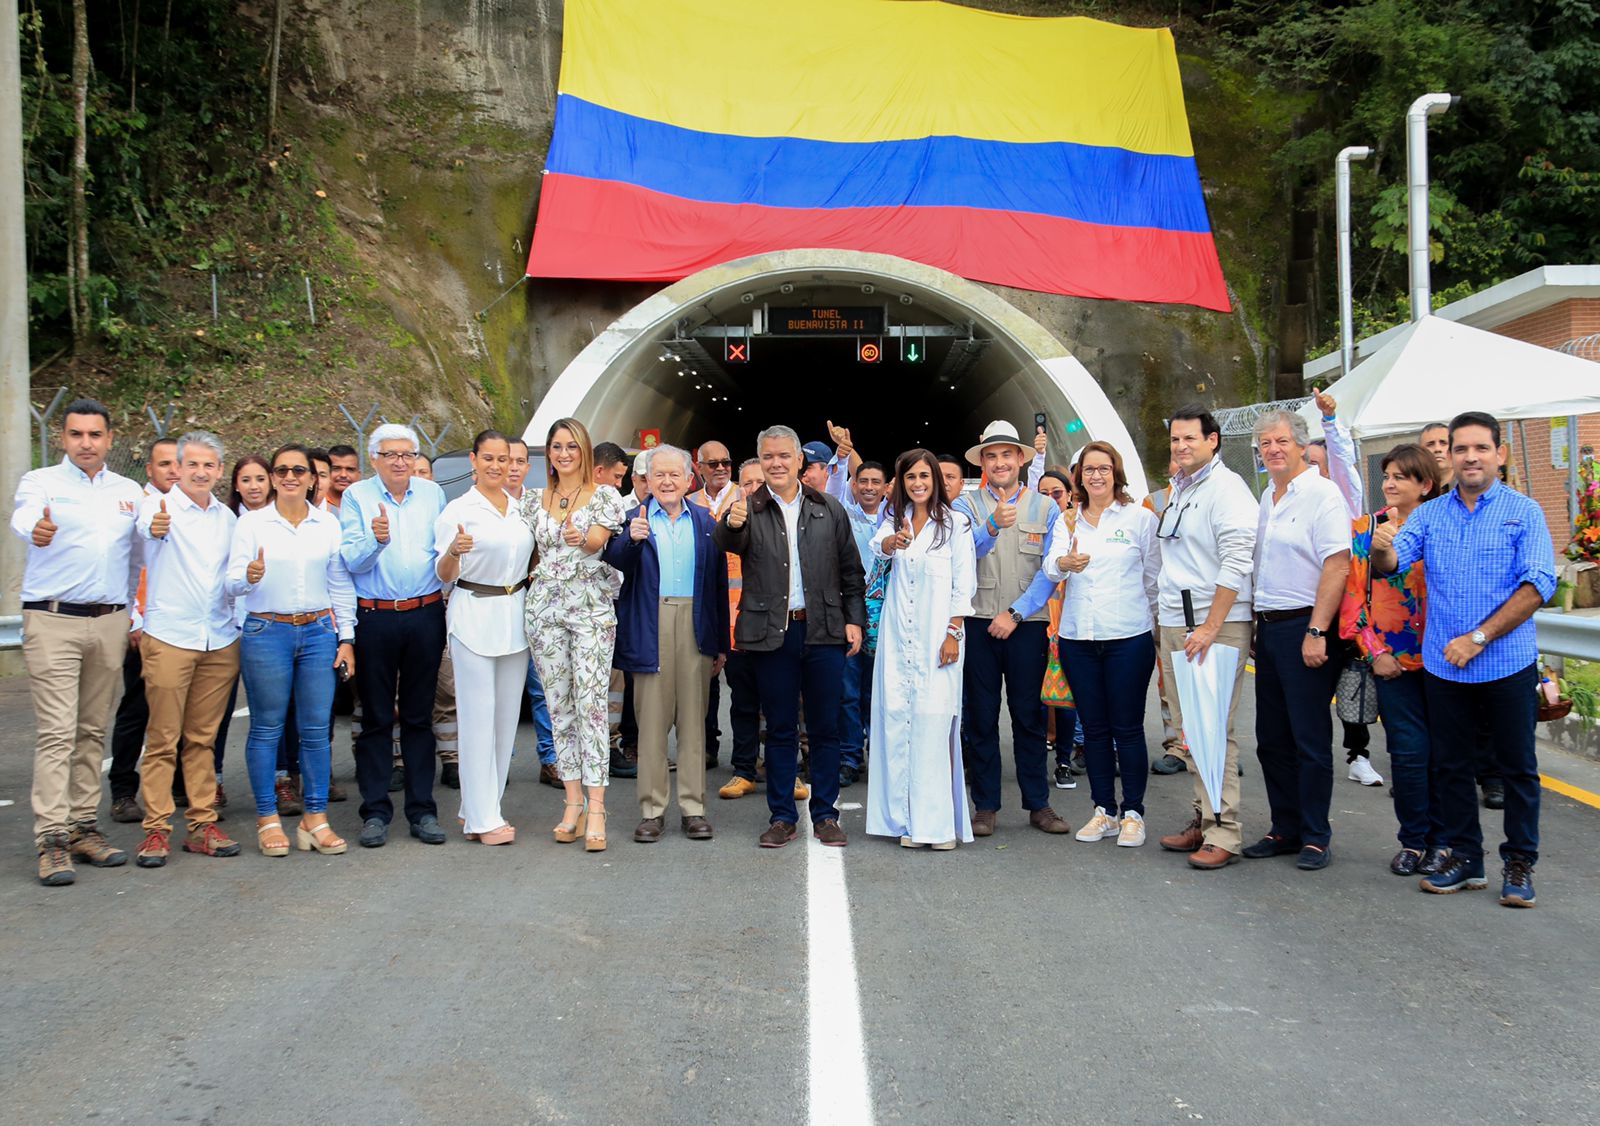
left=1535, top=610, right=1600, bottom=662
left=0, top=614, right=19, bottom=653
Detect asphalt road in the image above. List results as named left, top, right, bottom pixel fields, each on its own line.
left=1, top=671, right=1597, bottom=1126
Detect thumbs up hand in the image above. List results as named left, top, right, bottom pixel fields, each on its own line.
left=993, top=494, right=1018, bottom=529
left=372, top=502, right=390, bottom=545
left=889, top=513, right=913, bottom=553
left=629, top=511, right=651, bottom=542
left=151, top=498, right=171, bottom=539
left=561, top=512, right=583, bottom=548
left=727, top=495, right=749, bottom=529
left=451, top=523, right=475, bottom=557
left=826, top=419, right=853, bottom=456
left=246, top=547, right=266, bottom=585
left=1372, top=512, right=1398, bottom=553
left=32, top=505, right=57, bottom=548
left=1314, top=387, right=1338, bottom=418
left=1034, top=429, right=1048, bottom=456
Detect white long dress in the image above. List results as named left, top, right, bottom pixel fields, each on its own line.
left=865, top=510, right=978, bottom=845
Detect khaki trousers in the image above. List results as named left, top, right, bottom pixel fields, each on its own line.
left=23, top=608, right=130, bottom=842
left=1158, top=621, right=1253, bottom=854
left=140, top=634, right=239, bottom=834
left=433, top=639, right=459, bottom=764
left=634, top=599, right=712, bottom=819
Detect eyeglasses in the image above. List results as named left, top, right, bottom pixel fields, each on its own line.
left=375, top=451, right=418, bottom=463
left=701, top=459, right=733, bottom=469
left=271, top=465, right=310, bottom=479
left=1081, top=466, right=1114, bottom=478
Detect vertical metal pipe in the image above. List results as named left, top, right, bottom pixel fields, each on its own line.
left=211, top=272, right=219, bottom=322
left=1568, top=416, right=1580, bottom=531
left=1406, top=93, right=1457, bottom=323
left=1, top=0, right=29, bottom=623
left=304, top=275, right=316, bottom=326
left=1336, top=146, right=1372, bottom=378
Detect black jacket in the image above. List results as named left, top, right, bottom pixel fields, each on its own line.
left=712, top=484, right=866, bottom=651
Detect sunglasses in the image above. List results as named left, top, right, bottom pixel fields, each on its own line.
left=701, top=459, right=733, bottom=469
left=272, top=465, right=311, bottom=479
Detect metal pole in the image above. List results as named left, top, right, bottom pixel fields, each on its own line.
left=1, top=0, right=30, bottom=621
left=1406, top=92, right=1457, bottom=323
left=1335, top=146, right=1372, bottom=378
left=304, top=274, right=316, bottom=326
left=211, top=272, right=219, bottom=322
left=1569, top=417, right=1581, bottom=532
left=30, top=387, right=67, bottom=472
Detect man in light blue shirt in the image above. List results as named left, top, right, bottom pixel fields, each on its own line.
left=823, top=434, right=889, bottom=786
left=1373, top=411, right=1556, bottom=906
left=337, top=424, right=450, bottom=846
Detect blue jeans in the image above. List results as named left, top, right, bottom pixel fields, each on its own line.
left=1375, top=670, right=1441, bottom=850
left=240, top=615, right=338, bottom=816
left=525, top=657, right=556, bottom=765
left=963, top=619, right=1050, bottom=813
left=1053, top=705, right=1079, bottom=764
left=1424, top=665, right=1540, bottom=864
left=752, top=619, right=845, bottom=826
left=1058, top=633, right=1155, bottom=816
left=839, top=649, right=875, bottom=770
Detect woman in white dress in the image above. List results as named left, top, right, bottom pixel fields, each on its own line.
left=435, top=430, right=535, bottom=845
left=866, top=449, right=978, bottom=850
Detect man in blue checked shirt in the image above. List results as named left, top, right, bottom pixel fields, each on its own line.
left=338, top=423, right=450, bottom=847
left=1372, top=411, right=1556, bottom=907
left=954, top=420, right=1074, bottom=837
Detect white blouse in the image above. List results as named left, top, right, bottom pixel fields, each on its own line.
left=226, top=502, right=357, bottom=641
left=1043, top=501, right=1160, bottom=641
left=436, top=488, right=535, bottom=658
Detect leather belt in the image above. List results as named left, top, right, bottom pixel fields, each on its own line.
left=23, top=600, right=126, bottom=618
left=456, top=577, right=530, bottom=598
left=358, top=591, right=443, bottom=612
left=249, top=609, right=332, bottom=626
left=1256, top=607, right=1313, bottom=623
left=789, top=609, right=807, bottom=622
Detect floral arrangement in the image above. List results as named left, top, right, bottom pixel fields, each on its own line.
left=1566, top=453, right=1600, bottom=562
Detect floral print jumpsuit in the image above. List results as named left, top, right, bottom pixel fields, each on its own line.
left=520, top=485, right=626, bottom=786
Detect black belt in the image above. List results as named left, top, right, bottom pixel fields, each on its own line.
left=24, top=600, right=126, bottom=618
left=1256, top=607, right=1312, bottom=623
left=456, top=577, right=530, bottom=598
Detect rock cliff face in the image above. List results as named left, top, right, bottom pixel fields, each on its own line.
left=292, top=0, right=1295, bottom=466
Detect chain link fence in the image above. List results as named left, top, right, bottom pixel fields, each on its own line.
left=1213, top=397, right=1312, bottom=498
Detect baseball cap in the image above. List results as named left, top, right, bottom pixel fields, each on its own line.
left=801, top=441, right=833, bottom=465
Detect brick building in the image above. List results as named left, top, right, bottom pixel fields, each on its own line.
left=1303, top=265, right=1600, bottom=549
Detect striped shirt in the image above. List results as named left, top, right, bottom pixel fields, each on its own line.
left=1390, top=481, right=1556, bottom=683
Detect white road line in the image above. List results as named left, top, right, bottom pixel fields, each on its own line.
left=101, top=756, right=111, bottom=775
left=0, top=799, right=14, bottom=807
left=805, top=815, right=874, bottom=1126
left=231, top=706, right=250, bottom=718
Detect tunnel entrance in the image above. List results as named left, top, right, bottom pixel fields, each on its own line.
left=526, top=250, right=1148, bottom=496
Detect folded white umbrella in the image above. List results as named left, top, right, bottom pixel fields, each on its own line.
left=1171, top=642, right=1240, bottom=824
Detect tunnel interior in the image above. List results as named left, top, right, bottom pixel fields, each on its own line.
left=561, top=271, right=1100, bottom=476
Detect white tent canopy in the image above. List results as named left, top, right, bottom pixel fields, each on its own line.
left=1297, top=315, right=1600, bottom=440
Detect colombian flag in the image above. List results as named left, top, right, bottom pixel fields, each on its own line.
left=526, top=0, right=1230, bottom=312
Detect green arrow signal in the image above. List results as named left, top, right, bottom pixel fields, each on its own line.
left=906, top=342, right=922, bottom=363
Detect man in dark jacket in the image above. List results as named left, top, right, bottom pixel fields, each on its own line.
left=714, top=425, right=866, bottom=848
left=604, top=446, right=729, bottom=843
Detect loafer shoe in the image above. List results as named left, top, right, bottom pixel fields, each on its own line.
left=387, top=764, right=405, bottom=793
left=1499, top=855, right=1536, bottom=908
left=1420, top=854, right=1487, bottom=894
left=971, top=810, right=996, bottom=837
left=759, top=821, right=798, bottom=848
left=633, top=816, right=665, bottom=843
left=1188, top=843, right=1239, bottom=869
left=409, top=815, right=447, bottom=845
left=813, top=818, right=847, bottom=847
left=682, top=815, right=713, bottom=840
left=358, top=818, right=389, bottom=848
left=1242, top=834, right=1301, bottom=859
left=1150, top=753, right=1187, bottom=775
left=1296, top=844, right=1331, bottom=870
left=1390, top=848, right=1424, bottom=876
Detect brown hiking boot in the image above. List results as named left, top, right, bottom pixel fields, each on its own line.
left=109, top=794, right=143, bottom=823
left=216, top=782, right=228, bottom=809
left=275, top=777, right=303, bottom=816
left=37, top=833, right=75, bottom=886
left=136, top=830, right=171, bottom=868
left=327, top=779, right=348, bottom=802
left=971, top=810, right=997, bottom=837
left=1029, top=807, right=1072, bottom=834
left=538, top=762, right=563, bottom=789
left=1188, top=843, right=1240, bottom=870
left=813, top=818, right=847, bottom=847
left=69, top=822, right=129, bottom=867
left=1160, top=811, right=1205, bottom=853
left=183, top=823, right=241, bottom=857
left=758, top=821, right=798, bottom=849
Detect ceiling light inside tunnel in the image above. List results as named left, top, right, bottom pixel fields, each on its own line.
left=899, top=294, right=914, bottom=305
left=740, top=293, right=754, bottom=304
left=780, top=283, right=795, bottom=294
left=861, top=284, right=875, bottom=294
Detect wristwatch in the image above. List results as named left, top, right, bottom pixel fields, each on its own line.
left=946, top=625, right=965, bottom=641
left=1306, top=625, right=1326, bottom=639
left=1008, top=609, right=1023, bottom=625
left=1471, top=629, right=1487, bottom=646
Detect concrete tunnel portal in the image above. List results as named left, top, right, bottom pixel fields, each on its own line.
left=525, top=250, right=1148, bottom=498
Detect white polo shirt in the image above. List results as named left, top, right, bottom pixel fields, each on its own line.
left=10, top=457, right=143, bottom=608
left=138, top=487, right=240, bottom=651
left=1253, top=468, right=1351, bottom=612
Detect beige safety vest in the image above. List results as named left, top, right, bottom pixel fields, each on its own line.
left=969, top=487, right=1054, bottom=622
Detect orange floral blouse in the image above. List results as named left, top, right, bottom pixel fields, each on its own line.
left=1340, top=512, right=1427, bottom=671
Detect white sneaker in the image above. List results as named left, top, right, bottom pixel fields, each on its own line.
left=1075, top=807, right=1120, bottom=842
left=1117, top=810, right=1146, bottom=847
left=1348, top=757, right=1385, bottom=787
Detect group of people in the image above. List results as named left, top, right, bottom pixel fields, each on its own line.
left=12, top=396, right=1554, bottom=906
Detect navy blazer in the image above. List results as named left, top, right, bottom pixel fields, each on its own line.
left=603, top=500, right=730, bottom=673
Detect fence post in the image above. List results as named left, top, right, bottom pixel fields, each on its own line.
left=29, top=386, right=66, bottom=469
left=210, top=272, right=219, bottom=323
left=338, top=402, right=381, bottom=471
left=145, top=403, right=176, bottom=438
left=414, top=422, right=452, bottom=458
left=304, top=275, right=316, bottom=326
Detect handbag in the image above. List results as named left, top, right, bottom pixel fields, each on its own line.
left=863, top=555, right=890, bottom=657
left=1336, top=658, right=1378, bottom=724
left=1040, top=640, right=1075, bottom=707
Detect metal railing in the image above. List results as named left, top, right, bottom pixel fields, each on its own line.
left=0, top=614, right=19, bottom=652
left=1535, top=609, right=1600, bottom=662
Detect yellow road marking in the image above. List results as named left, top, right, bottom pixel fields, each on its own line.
left=1541, top=774, right=1600, bottom=810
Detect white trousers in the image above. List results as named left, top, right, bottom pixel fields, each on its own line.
left=450, top=637, right=526, bottom=834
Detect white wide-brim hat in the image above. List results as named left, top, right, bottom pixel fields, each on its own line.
left=965, top=419, right=1031, bottom=467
